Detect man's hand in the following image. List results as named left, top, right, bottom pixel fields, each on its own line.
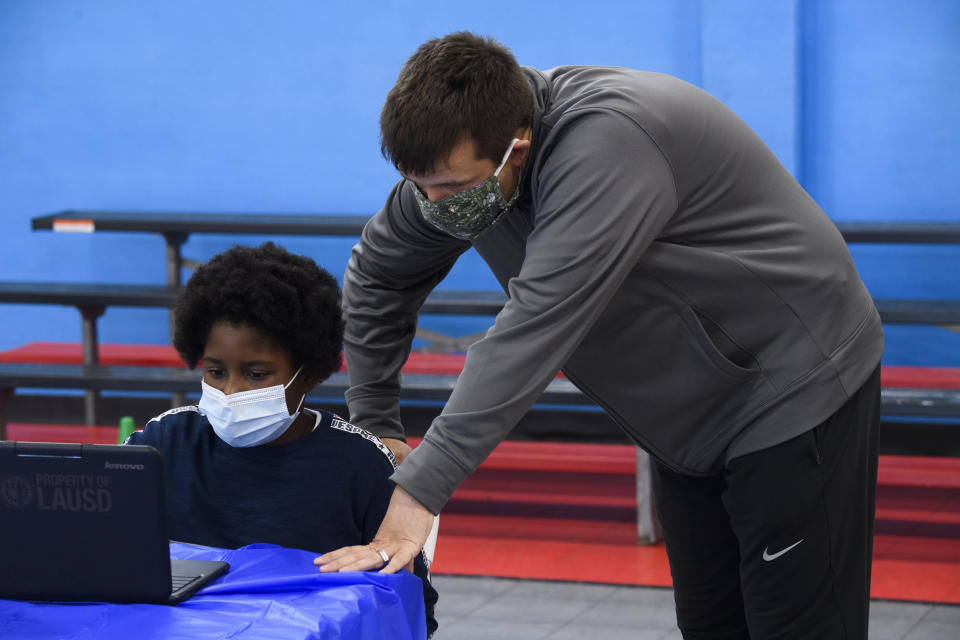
left=314, top=485, right=434, bottom=574
left=381, top=437, right=413, bottom=465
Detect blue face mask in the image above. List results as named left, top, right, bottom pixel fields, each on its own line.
left=199, top=366, right=305, bottom=447
left=412, top=138, right=521, bottom=241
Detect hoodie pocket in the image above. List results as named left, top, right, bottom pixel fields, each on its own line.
left=679, top=305, right=760, bottom=379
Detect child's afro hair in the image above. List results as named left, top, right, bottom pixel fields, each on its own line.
left=173, top=242, right=343, bottom=381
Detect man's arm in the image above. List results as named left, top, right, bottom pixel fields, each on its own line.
left=342, top=179, right=470, bottom=442
left=392, top=110, right=679, bottom=514
left=320, top=110, right=679, bottom=574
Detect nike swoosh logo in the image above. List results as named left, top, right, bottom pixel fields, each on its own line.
left=762, top=539, right=804, bottom=561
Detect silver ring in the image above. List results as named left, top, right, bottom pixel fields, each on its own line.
left=375, top=548, right=390, bottom=565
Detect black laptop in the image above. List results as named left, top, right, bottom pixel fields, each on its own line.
left=0, top=441, right=228, bottom=604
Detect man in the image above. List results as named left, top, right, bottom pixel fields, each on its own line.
left=317, top=32, right=883, bottom=638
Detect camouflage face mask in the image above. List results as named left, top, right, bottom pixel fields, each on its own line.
left=413, top=138, right=521, bottom=241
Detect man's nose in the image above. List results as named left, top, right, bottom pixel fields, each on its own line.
left=421, top=187, right=446, bottom=202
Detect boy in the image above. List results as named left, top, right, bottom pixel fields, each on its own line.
left=127, top=242, right=437, bottom=635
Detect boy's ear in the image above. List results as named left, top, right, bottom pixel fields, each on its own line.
left=301, top=372, right=324, bottom=392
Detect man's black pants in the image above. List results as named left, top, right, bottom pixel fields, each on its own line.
left=651, top=366, right=881, bottom=639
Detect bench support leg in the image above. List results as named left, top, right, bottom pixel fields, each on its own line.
left=79, top=304, right=106, bottom=426
left=636, top=448, right=663, bottom=544
left=163, top=232, right=188, bottom=335
left=164, top=232, right=189, bottom=410
left=170, top=392, right=186, bottom=410
left=0, top=387, right=13, bottom=440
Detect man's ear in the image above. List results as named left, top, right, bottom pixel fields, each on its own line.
left=510, top=138, right=532, bottom=168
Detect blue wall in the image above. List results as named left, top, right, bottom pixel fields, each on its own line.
left=1, top=1, right=958, bottom=364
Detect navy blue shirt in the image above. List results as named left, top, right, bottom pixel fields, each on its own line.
left=128, top=406, right=437, bottom=633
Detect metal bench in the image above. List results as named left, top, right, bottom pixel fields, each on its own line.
left=13, top=216, right=960, bottom=543
left=3, top=279, right=957, bottom=419
left=0, top=361, right=591, bottom=444
left=16, top=215, right=959, bottom=418
left=0, top=284, right=511, bottom=423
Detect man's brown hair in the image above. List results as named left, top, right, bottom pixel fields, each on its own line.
left=380, top=32, right=533, bottom=176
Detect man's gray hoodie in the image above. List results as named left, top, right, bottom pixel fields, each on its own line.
left=342, top=66, right=884, bottom=514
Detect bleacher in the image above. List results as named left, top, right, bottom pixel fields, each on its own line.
left=3, top=219, right=959, bottom=545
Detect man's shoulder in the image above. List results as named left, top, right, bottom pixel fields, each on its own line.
left=531, top=64, right=702, bottom=130
left=532, top=64, right=684, bottom=90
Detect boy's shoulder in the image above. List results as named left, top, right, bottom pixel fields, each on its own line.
left=147, top=405, right=206, bottom=426
left=127, top=405, right=209, bottom=448
left=314, top=411, right=398, bottom=470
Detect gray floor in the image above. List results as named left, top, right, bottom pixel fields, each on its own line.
left=431, top=575, right=960, bottom=639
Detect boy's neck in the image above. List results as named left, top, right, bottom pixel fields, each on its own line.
left=265, top=409, right=316, bottom=447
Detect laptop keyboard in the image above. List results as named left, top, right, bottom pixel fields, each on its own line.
left=171, top=573, right=199, bottom=592
left=168, top=559, right=229, bottom=602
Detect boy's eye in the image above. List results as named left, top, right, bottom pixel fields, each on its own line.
left=246, top=370, right=271, bottom=382
left=206, top=368, right=225, bottom=378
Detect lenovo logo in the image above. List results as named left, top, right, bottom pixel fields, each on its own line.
left=104, top=461, right=144, bottom=471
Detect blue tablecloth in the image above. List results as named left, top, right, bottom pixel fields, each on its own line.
left=0, top=542, right=427, bottom=640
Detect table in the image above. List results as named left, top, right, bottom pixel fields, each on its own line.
left=0, top=542, right=427, bottom=640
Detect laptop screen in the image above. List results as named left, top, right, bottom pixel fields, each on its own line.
left=0, top=441, right=177, bottom=603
